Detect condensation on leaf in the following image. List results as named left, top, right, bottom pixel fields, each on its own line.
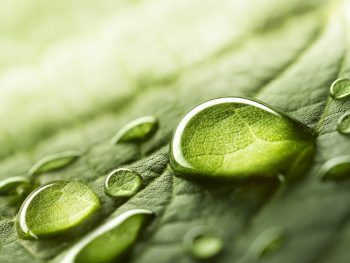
left=170, top=97, right=315, bottom=180
left=329, top=78, right=350, bottom=99
left=318, top=156, right=350, bottom=181
left=29, top=151, right=82, bottom=176
left=60, top=209, right=154, bottom=263
left=111, top=116, right=158, bottom=144
left=337, top=112, right=350, bottom=135
left=16, top=181, right=100, bottom=239
left=0, top=176, right=31, bottom=196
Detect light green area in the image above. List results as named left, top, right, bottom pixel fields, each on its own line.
left=111, top=116, right=158, bottom=144
left=330, top=78, right=350, bottom=99
left=318, top=155, right=350, bottom=181
left=16, top=181, right=100, bottom=239
left=104, top=168, right=143, bottom=198
left=29, top=151, right=81, bottom=176
left=59, top=209, right=154, bottom=263
left=0, top=176, right=30, bottom=196
left=1, top=0, right=350, bottom=263
left=170, top=98, right=314, bottom=179
left=337, top=112, right=350, bottom=134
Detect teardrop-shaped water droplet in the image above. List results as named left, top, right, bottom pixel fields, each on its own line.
left=111, top=116, right=158, bottom=144
left=17, top=181, right=100, bottom=239
left=238, top=227, right=285, bottom=263
left=183, top=227, right=223, bottom=260
left=318, top=156, right=350, bottom=181
left=104, top=168, right=143, bottom=198
left=60, top=209, right=154, bottom=263
left=337, top=113, right=350, bottom=135
left=329, top=78, right=350, bottom=99
left=29, top=151, right=82, bottom=176
left=170, top=98, right=314, bottom=180
left=0, top=176, right=31, bottom=196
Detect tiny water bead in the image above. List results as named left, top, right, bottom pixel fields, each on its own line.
left=111, top=116, right=158, bottom=144
left=337, top=113, right=350, bottom=135
left=61, top=209, right=154, bottom=263
left=183, top=227, right=223, bottom=260
left=238, top=227, right=285, bottom=263
left=17, top=181, right=100, bottom=239
left=29, top=151, right=82, bottom=176
left=0, top=176, right=31, bottom=196
left=318, top=156, right=350, bottom=181
left=329, top=78, right=350, bottom=99
left=170, top=97, right=315, bottom=180
left=104, top=168, right=143, bottom=198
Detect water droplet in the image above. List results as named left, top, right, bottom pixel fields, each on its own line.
left=60, top=209, right=154, bottom=263
left=29, top=151, right=82, bottom=176
left=104, top=168, right=143, bottom=198
left=170, top=97, right=314, bottom=180
left=318, top=155, right=350, bottom=181
left=337, top=113, right=350, bottom=135
left=238, top=227, right=285, bottom=263
left=329, top=78, right=350, bottom=99
left=0, top=176, right=31, bottom=196
left=17, top=181, right=100, bottom=239
left=111, top=116, right=158, bottom=144
left=183, top=227, right=223, bottom=260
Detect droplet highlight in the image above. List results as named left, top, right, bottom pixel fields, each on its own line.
left=29, top=151, right=82, bottom=176
left=337, top=113, right=350, bottom=135
left=0, top=176, right=31, bottom=196
left=238, top=227, right=285, bottom=263
left=329, top=78, right=350, bottom=99
left=183, top=227, right=223, bottom=260
left=60, top=209, right=154, bottom=263
left=318, top=155, right=350, bottom=181
left=17, top=181, right=100, bottom=239
left=111, top=116, right=158, bottom=144
left=170, top=97, right=314, bottom=180
left=104, top=168, right=143, bottom=198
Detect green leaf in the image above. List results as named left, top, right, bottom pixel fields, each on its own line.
left=1, top=0, right=350, bottom=262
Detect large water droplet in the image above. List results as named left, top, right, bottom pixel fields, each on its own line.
left=183, top=227, right=223, bottom=260
left=111, top=116, right=158, bottom=144
left=238, top=227, right=285, bottom=263
left=170, top=98, right=314, bottom=180
left=318, top=156, right=350, bottom=181
left=329, top=78, right=350, bottom=99
left=337, top=113, right=350, bottom=135
left=104, top=168, right=143, bottom=198
left=0, top=176, right=31, bottom=196
left=17, top=181, right=100, bottom=239
left=60, top=209, right=154, bottom=263
left=29, top=151, right=82, bottom=176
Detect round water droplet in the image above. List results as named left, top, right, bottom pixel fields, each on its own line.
left=337, top=113, right=350, bottom=135
left=104, top=168, right=143, bottom=198
left=29, top=151, right=82, bottom=176
left=111, top=116, right=158, bottom=144
left=329, top=78, right=350, bottom=99
left=17, top=181, right=100, bottom=239
left=0, top=176, right=31, bottom=196
left=183, top=227, right=223, bottom=260
left=60, top=209, right=154, bottom=263
left=318, top=156, right=350, bottom=181
left=238, top=227, right=285, bottom=263
left=170, top=97, right=314, bottom=180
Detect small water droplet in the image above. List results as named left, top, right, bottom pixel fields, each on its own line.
left=111, top=116, right=158, bottom=144
left=318, top=155, right=350, bottom=181
left=238, top=227, right=285, bottom=263
left=60, top=209, right=154, bottom=263
left=104, top=168, right=143, bottom=198
left=29, top=151, right=82, bottom=176
left=0, top=176, right=31, bottom=196
left=16, top=181, right=100, bottom=239
left=170, top=97, right=314, bottom=180
left=337, top=113, right=350, bottom=135
left=183, top=227, right=223, bottom=260
left=329, top=78, right=350, bottom=99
